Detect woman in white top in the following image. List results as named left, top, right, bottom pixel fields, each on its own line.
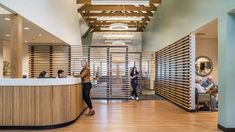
left=195, top=76, right=210, bottom=93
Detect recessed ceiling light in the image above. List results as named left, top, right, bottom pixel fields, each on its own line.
left=112, top=41, right=126, bottom=45
left=110, top=23, right=129, bottom=30
left=4, top=18, right=11, bottom=21
left=24, top=27, right=30, bottom=30
left=103, top=34, right=134, bottom=38
left=24, top=40, right=28, bottom=43
left=5, top=34, right=10, bottom=37
left=38, top=34, right=42, bottom=37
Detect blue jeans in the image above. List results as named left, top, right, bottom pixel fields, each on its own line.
left=211, top=95, right=218, bottom=109
left=131, top=79, right=138, bottom=97
left=82, top=83, right=93, bottom=109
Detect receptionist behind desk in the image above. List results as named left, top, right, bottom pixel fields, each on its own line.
left=57, top=70, right=65, bottom=78
left=38, top=71, right=49, bottom=78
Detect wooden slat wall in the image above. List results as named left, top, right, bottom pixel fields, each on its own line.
left=29, top=45, right=131, bottom=99
left=155, top=35, right=195, bottom=111
left=29, top=45, right=158, bottom=99
left=29, top=45, right=70, bottom=78
left=0, top=84, right=86, bottom=126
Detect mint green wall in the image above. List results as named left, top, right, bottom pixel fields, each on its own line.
left=143, top=0, right=235, bottom=128
left=82, top=33, right=93, bottom=45
left=221, top=13, right=235, bottom=128
left=143, top=0, right=235, bottom=51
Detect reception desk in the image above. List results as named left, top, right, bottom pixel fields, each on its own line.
left=0, top=78, right=86, bottom=129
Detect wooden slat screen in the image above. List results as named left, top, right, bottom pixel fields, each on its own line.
left=29, top=45, right=131, bottom=99
left=155, top=35, right=195, bottom=111
left=29, top=45, right=70, bottom=78
left=87, top=46, right=129, bottom=99
left=29, top=44, right=160, bottom=99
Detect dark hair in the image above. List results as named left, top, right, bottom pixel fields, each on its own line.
left=57, top=70, right=64, bottom=78
left=130, top=67, right=138, bottom=76
left=38, top=71, right=47, bottom=78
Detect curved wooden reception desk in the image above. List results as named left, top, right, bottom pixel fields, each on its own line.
left=0, top=78, right=86, bottom=129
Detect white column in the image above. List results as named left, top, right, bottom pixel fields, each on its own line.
left=190, top=34, right=196, bottom=110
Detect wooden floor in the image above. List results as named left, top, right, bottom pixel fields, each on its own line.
left=3, top=100, right=220, bottom=132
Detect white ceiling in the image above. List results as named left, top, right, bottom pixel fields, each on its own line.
left=0, top=6, right=11, bottom=14
left=195, top=19, right=218, bottom=39
left=0, top=14, right=65, bottom=44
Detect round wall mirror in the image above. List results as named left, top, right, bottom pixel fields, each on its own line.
left=195, top=56, right=213, bottom=77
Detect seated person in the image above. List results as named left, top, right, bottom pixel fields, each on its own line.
left=57, top=70, right=65, bottom=78
left=38, top=71, right=49, bottom=78
left=195, top=76, right=218, bottom=110
left=201, top=76, right=215, bottom=89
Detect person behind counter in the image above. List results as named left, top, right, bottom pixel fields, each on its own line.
left=57, top=70, right=65, bottom=78
left=76, top=60, right=95, bottom=116
left=38, top=71, right=49, bottom=78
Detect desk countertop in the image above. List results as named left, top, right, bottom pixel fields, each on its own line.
left=0, top=77, right=81, bottom=86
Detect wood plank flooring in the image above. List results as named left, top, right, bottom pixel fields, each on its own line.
left=2, top=100, right=221, bottom=132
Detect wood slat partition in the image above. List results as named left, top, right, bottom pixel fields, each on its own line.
left=29, top=45, right=131, bottom=99
left=155, top=35, right=195, bottom=111
left=29, top=45, right=158, bottom=99
left=29, top=45, right=70, bottom=78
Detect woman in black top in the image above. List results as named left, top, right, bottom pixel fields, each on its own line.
left=130, top=67, right=139, bottom=101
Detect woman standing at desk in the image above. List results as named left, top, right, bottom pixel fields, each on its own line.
left=77, top=60, right=95, bottom=116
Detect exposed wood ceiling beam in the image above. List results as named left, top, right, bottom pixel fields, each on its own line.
left=85, top=17, right=151, bottom=22
left=78, top=4, right=157, bottom=12
left=82, top=12, right=153, bottom=17
left=77, top=0, right=161, bottom=4
left=77, top=0, right=160, bottom=31
left=150, top=0, right=161, bottom=4
left=89, top=21, right=148, bottom=25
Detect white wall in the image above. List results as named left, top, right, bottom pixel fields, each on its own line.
left=0, top=0, right=82, bottom=45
